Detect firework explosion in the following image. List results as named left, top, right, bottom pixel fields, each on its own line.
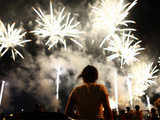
left=0, top=20, right=31, bottom=60
left=104, top=32, right=144, bottom=67
left=129, top=62, right=159, bottom=98
left=32, top=0, right=83, bottom=50
left=0, top=0, right=159, bottom=112
left=90, top=0, right=137, bottom=47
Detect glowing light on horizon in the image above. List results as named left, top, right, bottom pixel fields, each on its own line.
left=0, top=20, right=31, bottom=60
left=130, top=62, right=159, bottom=98
left=91, top=0, right=137, bottom=47
left=104, top=32, right=144, bottom=67
left=0, top=81, right=5, bottom=105
left=32, top=0, right=83, bottom=50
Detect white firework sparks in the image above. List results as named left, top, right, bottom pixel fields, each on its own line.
left=158, top=57, right=160, bottom=64
left=130, top=62, right=159, bottom=98
left=146, top=95, right=151, bottom=111
left=0, top=81, right=5, bottom=105
left=126, top=76, right=133, bottom=107
left=104, top=32, right=144, bottom=67
left=91, top=0, right=137, bottom=47
left=56, top=65, right=62, bottom=100
left=32, top=0, right=83, bottom=50
left=0, top=20, right=31, bottom=61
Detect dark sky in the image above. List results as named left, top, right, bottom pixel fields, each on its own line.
left=0, top=0, right=160, bottom=112
left=0, top=0, right=159, bottom=51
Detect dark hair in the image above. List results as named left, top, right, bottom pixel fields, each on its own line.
left=78, top=65, right=98, bottom=83
left=151, top=108, right=156, bottom=113
left=135, top=105, right=140, bottom=111
left=126, top=107, right=130, bottom=112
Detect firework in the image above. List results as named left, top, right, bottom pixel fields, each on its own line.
left=0, top=81, right=5, bottom=105
left=56, top=65, right=62, bottom=100
left=158, top=57, right=160, bottom=64
left=32, top=0, right=83, bottom=50
left=109, top=98, right=117, bottom=109
left=91, top=0, right=137, bottom=47
left=0, top=20, right=31, bottom=61
left=130, top=62, right=159, bottom=98
left=114, top=72, right=119, bottom=112
left=126, top=76, right=133, bottom=107
left=146, top=95, right=151, bottom=111
left=104, top=32, right=144, bottom=67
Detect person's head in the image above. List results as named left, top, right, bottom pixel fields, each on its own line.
left=126, top=107, right=130, bottom=112
left=135, top=105, right=140, bottom=111
left=151, top=108, right=156, bottom=114
left=78, top=65, right=98, bottom=83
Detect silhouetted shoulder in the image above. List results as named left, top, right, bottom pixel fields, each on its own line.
left=96, top=84, right=109, bottom=95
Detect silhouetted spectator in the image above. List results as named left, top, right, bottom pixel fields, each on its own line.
left=119, top=109, right=126, bottom=120
left=150, top=108, right=159, bottom=120
left=133, top=105, right=143, bottom=120
left=112, top=109, right=118, bottom=120
left=154, top=98, right=160, bottom=117
left=124, top=107, right=134, bottom=120
left=65, top=65, right=113, bottom=120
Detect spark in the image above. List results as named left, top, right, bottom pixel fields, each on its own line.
left=104, top=32, right=144, bottom=67
left=32, top=0, right=83, bottom=50
left=0, top=81, right=5, bottom=105
left=0, top=20, right=31, bottom=61
left=56, top=65, right=62, bottom=100
left=146, top=95, right=151, bottom=111
left=91, top=0, right=137, bottom=47
left=130, top=62, right=159, bottom=98
left=158, top=57, right=160, bottom=64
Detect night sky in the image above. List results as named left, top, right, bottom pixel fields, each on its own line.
left=0, top=0, right=160, bottom=112
left=0, top=0, right=159, bottom=54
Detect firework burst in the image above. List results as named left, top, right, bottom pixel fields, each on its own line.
left=104, top=32, right=144, bottom=67
left=91, top=0, right=137, bottom=47
left=0, top=20, right=31, bottom=61
left=130, top=62, right=159, bottom=97
left=32, top=0, right=83, bottom=50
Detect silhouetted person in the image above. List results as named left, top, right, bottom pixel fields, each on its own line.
left=112, top=109, right=118, bottom=120
left=65, top=65, right=113, bottom=120
left=150, top=108, right=159, bottom=120
left=124, top=107, right=134, bottom=120
left=119, top=109, right=126, bottom=120
left=133, top=105, right=143, bottom=120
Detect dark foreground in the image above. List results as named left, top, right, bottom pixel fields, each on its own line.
left=0, top=112, right=71, bottom=120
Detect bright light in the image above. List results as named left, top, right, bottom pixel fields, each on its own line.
left=104, top=32, right=144, bottom=67
left=0, top=81, right=5, bottom=105
left=130, top=62, right=159, bottom=98
left=126, top=76, right=133, bottom=107
left=56, top=65, right=62, bottom=100
left=146, top=95, right=151, bottom=111
left=32, top=0, right=83, bottom=50
left=109, top=98, right=117, bottom=109
left=90, top=0, right=137, bottom=47
left=0, top=20, right=31, bottom=60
